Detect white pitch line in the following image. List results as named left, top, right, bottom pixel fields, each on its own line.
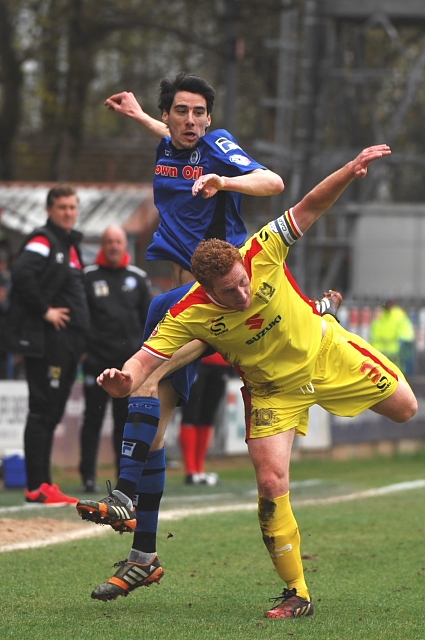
left=0, top=479, right=321, bottom=514
left=159, top=479, right=425, bottom=519
left=0, top=502, right=76, bottom=515
left=0, top=523, right=113, bottom=553
left=291, top=479, right=425, bottom=506
left=0, top=479, right=424, bottom=553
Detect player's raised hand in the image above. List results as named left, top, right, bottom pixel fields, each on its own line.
left=352, top=144, right=391, bottom=179
left=104, top=91, right=144, bottom=119
left=192, top=173, right=226, bottom=198
left=97, top=367, right=133, bottom=398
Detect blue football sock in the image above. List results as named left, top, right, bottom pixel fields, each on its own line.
left=132, top=447, right=166, bottom=553
left=118, top=397, right=160, bottom=488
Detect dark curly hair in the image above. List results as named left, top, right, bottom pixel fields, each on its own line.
left=191, top=239, right=243, bottom=290
left=158, top=72, right=215, bottom=115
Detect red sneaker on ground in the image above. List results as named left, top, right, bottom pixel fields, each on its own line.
left=24, top=483, right=79, bottom=506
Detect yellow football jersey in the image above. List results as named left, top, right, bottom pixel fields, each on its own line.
left=143, top=211, right=323, bottom=397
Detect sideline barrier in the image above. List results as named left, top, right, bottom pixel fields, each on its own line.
left=0, top=378, right=424, bottom=467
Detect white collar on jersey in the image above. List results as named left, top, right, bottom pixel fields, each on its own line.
left=205, top=291, right=229, bottom=308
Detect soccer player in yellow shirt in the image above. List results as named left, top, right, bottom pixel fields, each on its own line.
left=78, top=144, right=417, bottom=618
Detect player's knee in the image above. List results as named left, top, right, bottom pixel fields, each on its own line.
left=257, top=473, right=289, bottom=499
left=396, top=394, right=418, bottom=423
left=403, top=394, right=418, bottom=422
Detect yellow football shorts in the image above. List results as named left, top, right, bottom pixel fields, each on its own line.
left=244, top=316, right=407, bottom=439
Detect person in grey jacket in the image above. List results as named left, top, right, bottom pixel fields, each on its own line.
left=79, top=226, right=152, bottom=492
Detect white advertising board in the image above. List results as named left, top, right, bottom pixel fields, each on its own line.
left=0, top=381, right=28, bottom=455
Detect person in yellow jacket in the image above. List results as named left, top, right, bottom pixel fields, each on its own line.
left=370, top=300, right=415, bottom=374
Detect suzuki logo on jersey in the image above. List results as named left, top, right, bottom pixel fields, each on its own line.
left=215, top=137, right=242, bottom=153
left=255, top=282, right=276, bottom=303
left=245, top=314, right=265, bottom=330
left=360, top=362, right=392, bottom=391
left=209, top=316, right=228, bottom=336
left=246, top=315, right=282, bottom=345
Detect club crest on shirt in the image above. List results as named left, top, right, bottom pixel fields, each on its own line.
left=48, top=366, right=62, bottom=388
left=123, top=276, right=137, bottom=291
left=255, top=282, right=276, bottom=303
left=189, top=149, right=201, bottom=164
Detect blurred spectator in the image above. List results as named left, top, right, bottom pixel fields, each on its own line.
left=179, top=352, right=233, bottom=485
left=0, top=248, right=11, bottom=281
left=5, top=185, right=89, bottom=505
left=0, top=246, right=20, bottom=378
left=0, top=271, right=10, bottom=378
left=370, top=300, right=415, bottom=375
left=79, top=226, right=152, bottom=492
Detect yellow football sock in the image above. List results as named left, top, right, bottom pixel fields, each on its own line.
left=258, top=492, right=310, bottom=600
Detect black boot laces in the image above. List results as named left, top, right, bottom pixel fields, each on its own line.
left=268, top=587, right=297, bottom=603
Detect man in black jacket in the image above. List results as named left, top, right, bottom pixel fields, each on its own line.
left=10, top=185, right=90, bottom=505
left=79, top=226, right=152, bottom=492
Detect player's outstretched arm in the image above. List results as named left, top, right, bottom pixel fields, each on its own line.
left=134, top=339, right=209, bottom=398
left=97, top=349, right=162, bottom=398
left=104, top=91, right=168, bottom=140
left=192, top=169, right=284, bottom=199
left=292, top=144, right=391, bottom=233
left=98, top=340, right=208, bottom=398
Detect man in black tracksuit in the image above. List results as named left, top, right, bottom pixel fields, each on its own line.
left=79, top=226, right=152, bottom=491
left=9, top=185, right=90, bottom=505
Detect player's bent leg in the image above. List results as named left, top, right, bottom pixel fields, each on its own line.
left=76, top=397, right=161, bottom=531
left=248, top=429, right=313, bottom=617
left=370, top=379, right=417, bottom=423
left=153, top=379, right=180, bottom=449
